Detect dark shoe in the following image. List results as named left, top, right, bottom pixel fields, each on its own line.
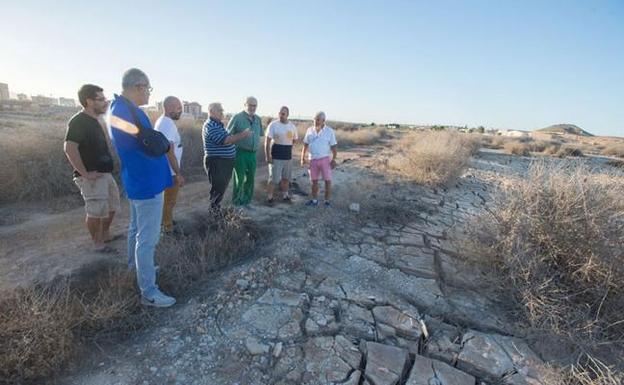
left=94, top=245, right=117, bottom=254
left=267, top=198, right=274, bottom=206
left=305, top=199, right=319, bottom=207
left=324, top=200, right=332, bottom=207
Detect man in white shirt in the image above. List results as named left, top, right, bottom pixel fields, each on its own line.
left=155, top=96, right=185, bottom=232
left=300, top=111, right=338, bottom=207
left=264, top=106, right=298, bottom=204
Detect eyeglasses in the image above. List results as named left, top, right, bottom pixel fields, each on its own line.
left=247, top=104, right=257, bottom=108
left=136, top=84, right=153, bottom=93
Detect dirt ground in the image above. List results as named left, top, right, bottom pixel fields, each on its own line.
left=2, top=142, right=619, bottom=385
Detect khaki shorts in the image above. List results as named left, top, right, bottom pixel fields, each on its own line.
left=268, top=159, right=292, bottom=184
left=74, top=173, right=121, bottom=218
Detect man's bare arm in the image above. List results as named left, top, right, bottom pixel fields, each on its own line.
left=64, top=141, right=99, bottom=179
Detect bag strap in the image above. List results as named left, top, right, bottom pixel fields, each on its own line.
left=120, top=96, right=144, bottom=134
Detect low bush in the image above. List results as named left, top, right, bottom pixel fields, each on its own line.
left=601, top=143, right=624, bottom=158
left=556, top=145, right=584, bottom=158
left=389, top=130, right=477, bottom=186
left=504, top=141, right=530, bottom=156
left=467, top=161, right=624, bottom=347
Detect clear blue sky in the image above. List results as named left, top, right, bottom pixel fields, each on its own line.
left=1, top=0, right=622, bottom=136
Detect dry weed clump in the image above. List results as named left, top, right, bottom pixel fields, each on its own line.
left=601, top=143, right=624, bottom=158
left=389, top=131, right=477, bottom=186
left=335, top=127, right=386, bottom=147
left=470, top=161, right=624, bottom=347
left=504, top=140, right=531, bottom=156
left=0, top=210, right=256, bottom=384
left=0, top=284, right=77, bottom=384
left=157, top=209, right=258, bottom=288
left=541, top=355, right=624, bottom=385
left=556, top=145, right=584, bottom=158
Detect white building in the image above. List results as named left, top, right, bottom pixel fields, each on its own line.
left=0, top=83, right=9, bottom=100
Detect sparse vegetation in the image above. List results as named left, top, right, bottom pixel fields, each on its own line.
left=601, top=143, right=624, bottom=158
left=335, top=127, right=387, bottom=147
left=0, top=210, right=256, bottom=385
left=467, top=161, right=624, bottom=349
left=389, top=130, right=478, bottom=186
left=556, top=144, right=584, bottom=158
left=504, top=141, right=531, bottom=156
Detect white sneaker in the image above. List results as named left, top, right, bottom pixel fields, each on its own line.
left=141, top=290, right=176, bottom=308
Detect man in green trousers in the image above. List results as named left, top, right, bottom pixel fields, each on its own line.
left=227, top=96, right=263, bottom=206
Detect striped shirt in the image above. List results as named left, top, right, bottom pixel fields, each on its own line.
left=202, top=117, right=236, bottom=158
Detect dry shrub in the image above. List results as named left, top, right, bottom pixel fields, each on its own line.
left=542, top=143, right=562, bottom=155
left=504, top=140, right=530, bottom=156
left=0, top=210, right=256, bottom=384
left=471, top=161, right=624, bottom=346
left=566, top=356, right=623, bottom=385
left=605, top=159, right=624, bottom=169
left=490, top=135, right=508, bottom=149
left=157, top=209, right=258, bottom=288
left=335, top=127, right=384, bottom=147
left=541, top=355, right=624, bottom=385
left=389, top=131, right=475, bottom=186
left=0, top=284, right=77, bottom=384
left=556, top=145, right=584, bottom=158
left=601, top=143, right=624, bottom=158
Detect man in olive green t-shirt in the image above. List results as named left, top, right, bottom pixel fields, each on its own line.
left=227, top=96, right=263, bottom=206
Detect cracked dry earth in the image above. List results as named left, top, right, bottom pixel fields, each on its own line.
left=58, top=148, right=548, bottom=385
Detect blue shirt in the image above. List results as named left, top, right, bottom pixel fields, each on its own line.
left=203, top=117, right=236, bottom=158
left=108, top=94, right=172, bottom=200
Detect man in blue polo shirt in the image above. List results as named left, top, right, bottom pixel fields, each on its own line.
left=108, top=68, right=175, bottom=308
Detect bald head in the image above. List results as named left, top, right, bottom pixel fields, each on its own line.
left=163, top=96, right=182, bottom=120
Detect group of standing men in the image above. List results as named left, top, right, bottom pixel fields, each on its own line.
left=63, top=68, right=338, bottom=308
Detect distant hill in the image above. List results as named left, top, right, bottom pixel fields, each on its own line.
left=536, top=124, right=594, bottom=137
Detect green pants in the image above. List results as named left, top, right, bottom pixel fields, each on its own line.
left=232, top=149, right=256, bottom=205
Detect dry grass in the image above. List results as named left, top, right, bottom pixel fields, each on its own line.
left=157, top=209, right=258, bottom=288
left=0, top=117, right=78, bottom=204
left=504, top=141, right=531, bottom=156
left=540, top=355, right=624, bottom=385
left=388, top=131, right=478, bottom=186
left=556, top=144, right=584, bottom=158
left=0, top=210, right=256, bottom=384
left=335, top=127, right=387, bottom=147
left=468, top=161, right=624, bottom=347
left=601, top=143, right=624, bottom=158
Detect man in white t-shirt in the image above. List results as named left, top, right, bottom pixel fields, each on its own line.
left=264, top=106, right=299, bottom=204
left=155, top=96, right=185, bottom=232
left=300, top=111, right=338, bottom=207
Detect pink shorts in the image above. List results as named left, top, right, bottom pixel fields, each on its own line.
left=309, top=156, right=332, bottom=181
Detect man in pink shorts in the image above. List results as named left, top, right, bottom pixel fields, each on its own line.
left=300, top=111, right=338, bottom=207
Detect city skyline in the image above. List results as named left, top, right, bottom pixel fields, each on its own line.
left=1, top=0, right=623, bottom=136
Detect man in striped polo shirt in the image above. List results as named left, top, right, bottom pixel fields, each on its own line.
left=202, top=102, right=251, bottom=209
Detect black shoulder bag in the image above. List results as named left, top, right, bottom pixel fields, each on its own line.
left=122, top=97, right=170, bottom=157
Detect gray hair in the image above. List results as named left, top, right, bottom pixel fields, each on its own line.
left=314, top=111, right=326, bottom=120
left=122, top=68, right=149, bottom=90
left=208, top=102, right=223, bottom=114
left=245, top=96, right=257, bottom=105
